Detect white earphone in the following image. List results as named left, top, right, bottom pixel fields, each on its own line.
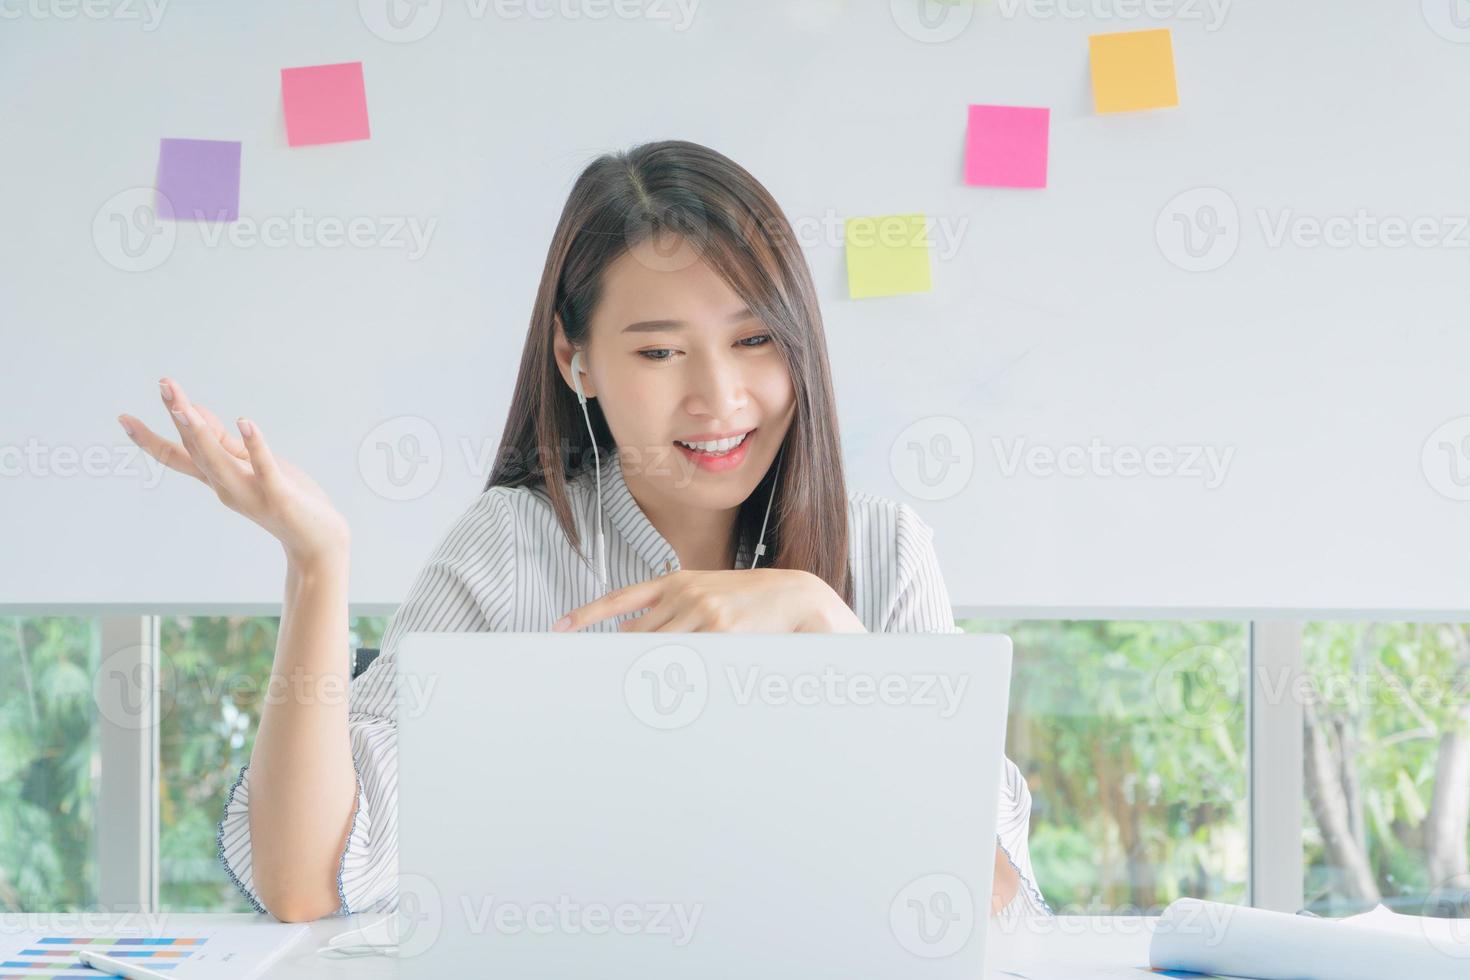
left=568, top=348, right=781, bottom=595
left=569, top=350, right=610, bottom=593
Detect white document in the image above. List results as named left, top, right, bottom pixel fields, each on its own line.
left=1149, top=897, right=1470, bottom=980
left=0, top=923, right=309, bottom=979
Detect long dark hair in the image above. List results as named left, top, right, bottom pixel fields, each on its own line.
left=486, top=139, right=852, bottom=607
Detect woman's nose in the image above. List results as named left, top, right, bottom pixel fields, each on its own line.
left=686, top=355, right=748, bottom=420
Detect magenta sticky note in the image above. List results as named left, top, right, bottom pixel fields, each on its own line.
left=281, top=61, right=370, bottom=147
left=965, top=104, right=1050, bottom=189
left=155, top=138, right=242, bottom=222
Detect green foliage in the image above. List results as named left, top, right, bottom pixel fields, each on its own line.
left=157, top=615, right=388, bottom=911
left=1302, top=622, right=1470, bottom=914
left=0, top=618, right=99, bottom=910
left=967, top=619, right=1249, bottom=912
left=0, top=615, right=387, bottom=912
left=3, top=616, right=1466, bottom=916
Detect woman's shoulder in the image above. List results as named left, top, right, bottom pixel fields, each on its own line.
left=844, top=489, right=939, bottom=562
left=467, top=467, right=588, bottom=514
left=846, top=489, right=934, bottom=536
left=437, top=477, right=562, bottom=534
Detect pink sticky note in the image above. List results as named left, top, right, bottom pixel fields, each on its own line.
left=965, top=104, right=1050, bottom=189
left=280, top=61, right=370, bottom=147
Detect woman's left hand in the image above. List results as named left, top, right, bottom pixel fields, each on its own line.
left=553, top=568, right=865, bottom=634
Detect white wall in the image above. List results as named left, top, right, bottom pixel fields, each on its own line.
left=4, top=0, right=1468, bottom=612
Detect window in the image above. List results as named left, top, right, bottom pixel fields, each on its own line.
left=1302, top=622, right=1470, bottom=916
left=0, top=617, right=101, bottom=911
left=7, top=612, right=1469, bottom=919
left=157, top=615, right=389, bottom=911
left=967, top=619, right=1249, bottom=912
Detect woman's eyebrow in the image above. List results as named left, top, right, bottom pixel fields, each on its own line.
left=621, top=307, right=755, bottom=334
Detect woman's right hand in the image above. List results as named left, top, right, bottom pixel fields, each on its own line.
left=118, top=378, right=350, bottom=569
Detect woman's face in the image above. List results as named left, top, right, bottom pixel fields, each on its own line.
left=557, top=234, right=796, bottom=515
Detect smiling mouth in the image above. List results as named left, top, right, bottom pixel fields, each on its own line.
left=673, top=429, right=755, bottom=457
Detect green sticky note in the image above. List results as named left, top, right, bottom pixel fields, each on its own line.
left=844, top=213, right=932, bottom=299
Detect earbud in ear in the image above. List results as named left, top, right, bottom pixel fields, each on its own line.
left=570, top=351, right=588, bottom=405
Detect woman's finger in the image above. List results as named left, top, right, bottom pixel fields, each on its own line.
left=190, top=402, right=249, bottom=460
left=234, top=416, right=282, bottom=485
left=118, top=414, right=205, bottom=482
left=652, top=606, right=708, bottom=634
left=619, top=595, right=683, bottom=633
left=554, top=577, right=665, bottom=631
left=165, top=390, right=248, bottom=496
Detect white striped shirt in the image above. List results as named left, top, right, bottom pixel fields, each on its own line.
left=216, top=450, right=1050, bottom=919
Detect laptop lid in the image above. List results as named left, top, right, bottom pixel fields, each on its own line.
left=393, top=631, right=1012, bottom=978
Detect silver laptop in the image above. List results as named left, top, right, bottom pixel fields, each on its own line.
left=393, top=632, right=1013, bottom=978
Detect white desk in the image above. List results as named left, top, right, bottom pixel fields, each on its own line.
left=1, top=912, right=1162, bottom=977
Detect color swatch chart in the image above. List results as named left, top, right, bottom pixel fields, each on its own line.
left=0, top=922, right=307, bottom=980
left=0, top=934, right=206, bottom=977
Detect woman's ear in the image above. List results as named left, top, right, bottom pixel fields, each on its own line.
left=552, top=317, right=596, bottom=399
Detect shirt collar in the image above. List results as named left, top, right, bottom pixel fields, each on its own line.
left=595, top=449, right=754, bottom=575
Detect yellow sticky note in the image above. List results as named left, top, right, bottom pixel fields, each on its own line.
left=1089, top=28, right=1178, bottom=113
left=844, top=214, right=932, bottom=299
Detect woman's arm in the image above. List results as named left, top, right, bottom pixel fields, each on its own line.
left=217, top=488, right=520, bottom=920
left=120, top=381, right=359, bottom=921
left=244, top=555, right=358, bottom=922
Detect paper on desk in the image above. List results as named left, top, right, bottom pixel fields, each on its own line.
left=1149, top=897, right=1470, bottom=980
left=0, top=923, right=308, bottom=979
left=990, top=966, right=1162, bottom=979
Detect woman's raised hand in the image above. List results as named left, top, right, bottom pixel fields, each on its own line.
left=118, top=378, right=350, bottom=569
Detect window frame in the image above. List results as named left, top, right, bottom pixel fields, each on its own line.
left=51, top=610, right=1461, bottom=913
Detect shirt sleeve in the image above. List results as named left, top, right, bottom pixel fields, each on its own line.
left=884, top=502, right=1052, bottom=919
left=216, top=489, right=517, bottom=918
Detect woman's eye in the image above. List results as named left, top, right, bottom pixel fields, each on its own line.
left=638, top=336, right=769, bottom=362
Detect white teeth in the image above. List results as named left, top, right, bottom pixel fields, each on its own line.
left=677, top=432, right=749, bottom=454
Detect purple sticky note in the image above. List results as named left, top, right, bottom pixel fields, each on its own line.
left=281, top=61, right=370, bottom=147
left=965, top=104, right=1050, bottom=189
left=155, top=138, right=241, bottom=222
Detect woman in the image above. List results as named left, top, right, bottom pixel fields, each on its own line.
left=118, top=140, right=1049, bottom=924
